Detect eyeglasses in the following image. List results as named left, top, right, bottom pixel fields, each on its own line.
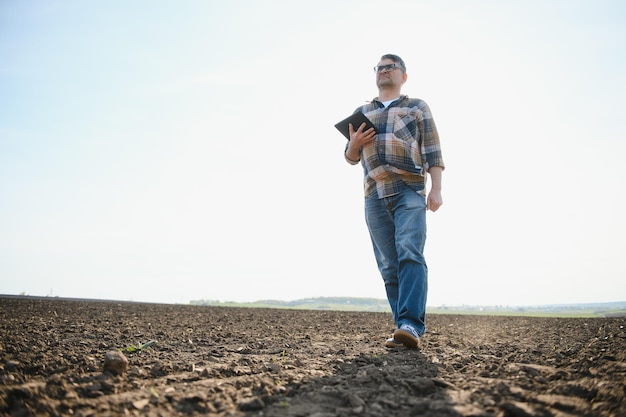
left=373, top=63, right=401, bottom=73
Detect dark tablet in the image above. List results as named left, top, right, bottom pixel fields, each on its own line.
left=334, top=111, right=378, bottom=140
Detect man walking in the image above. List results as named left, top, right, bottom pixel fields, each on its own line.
left=344, top=54, right=445, bottom=348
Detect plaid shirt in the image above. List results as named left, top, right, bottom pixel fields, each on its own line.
left=346, top=95, right=445, bottom=199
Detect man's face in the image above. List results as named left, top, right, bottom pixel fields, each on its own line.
left=375, top=59, right=406, bottom=89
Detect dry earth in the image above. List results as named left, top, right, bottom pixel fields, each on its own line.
left=0, top=297, right=624, bottom=416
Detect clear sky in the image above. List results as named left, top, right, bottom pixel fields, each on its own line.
left=1, top=0, right=625, bottom=306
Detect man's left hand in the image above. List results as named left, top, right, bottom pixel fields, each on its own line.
left=427, top=189, right=443, bottom=212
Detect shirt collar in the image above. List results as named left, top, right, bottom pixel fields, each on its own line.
left=372, top=94, right=407, bottom=104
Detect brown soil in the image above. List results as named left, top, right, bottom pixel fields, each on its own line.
left=1, top=297, right=624, bottom=416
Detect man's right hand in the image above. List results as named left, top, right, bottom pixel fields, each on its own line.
left=346, top=122, right=376, bottom=163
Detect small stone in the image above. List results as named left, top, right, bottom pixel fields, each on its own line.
left=133, top=399, right=150, bottom=410
left=103, top=351, right=128, bottom=375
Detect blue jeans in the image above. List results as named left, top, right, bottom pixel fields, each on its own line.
left=365, top=186, right=428, bottom=335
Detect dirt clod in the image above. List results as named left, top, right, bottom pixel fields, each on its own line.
left=103, top=350, right=128, bottom=375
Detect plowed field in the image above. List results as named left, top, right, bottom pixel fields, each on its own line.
left=1, top=297, right=624, bottom=416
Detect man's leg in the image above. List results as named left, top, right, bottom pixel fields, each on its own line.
left=365, top=196, right=400, bottom=325
left=393, top=189, right=428, bottom=336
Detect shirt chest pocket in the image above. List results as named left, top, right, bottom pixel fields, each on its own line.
left=392, top=111, right=419, bottom=143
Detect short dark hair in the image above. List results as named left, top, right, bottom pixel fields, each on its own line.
left=380, top=54, right=406, bottom=73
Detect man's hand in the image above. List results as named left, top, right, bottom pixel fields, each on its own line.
left=345, top=122, right=376, bottom=163
left=349, top=122, right=376, bottom=146
left=427, top=189, right=443, bottom=212
left=426, top=166, right=443, bottom=212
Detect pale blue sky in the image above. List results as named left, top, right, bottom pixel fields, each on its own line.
left=1, top=0, right=625, bottom=306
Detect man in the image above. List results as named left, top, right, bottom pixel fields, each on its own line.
left=344, top=54, right=444, bottom=348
